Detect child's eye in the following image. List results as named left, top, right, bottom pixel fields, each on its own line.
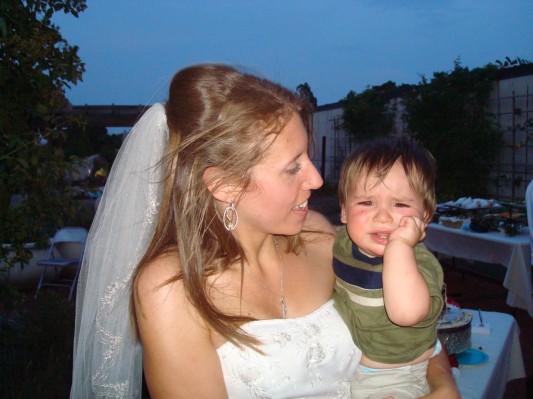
left=287, top=163, right=302, bottom=175
left=395, top=203, right=409, bottom=208
left=358, top=201, right=374, bottom=206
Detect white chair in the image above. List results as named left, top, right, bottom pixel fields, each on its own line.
left=34, top=227, right=88, bottom=302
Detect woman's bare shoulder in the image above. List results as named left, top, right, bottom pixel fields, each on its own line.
left=301, top=210, right=337, bottom=253
left=301, top=210, right=336, bottom=269
left=304, top=210, right=337, bottom=235
left=133, top=254, right=228, bottom=397
left=136, top=252, right=181, bottom=292
left=134, top=252, right=190, bottom=321
left=284, top=211, right=336, bottom=301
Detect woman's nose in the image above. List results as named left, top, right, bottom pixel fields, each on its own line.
left=305, top=163, right=323, bottom=190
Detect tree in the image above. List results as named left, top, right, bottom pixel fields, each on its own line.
left=296, top=82, right=318, bottom=110
left=404, top=60, right=501, bottom=200
left=495, top=56, right=531, bottom=68
left=64, top=123, right=122, bottom=164
left=0, top=0, right=87, bottom=269
left=341, top=81, right=398, bottom=142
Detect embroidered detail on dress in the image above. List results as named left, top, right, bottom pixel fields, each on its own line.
left=217, top=301, right=361, bottom=399
left=272, top=331, right=292, bottom=346
left=236, top=366, right=270, bottom=399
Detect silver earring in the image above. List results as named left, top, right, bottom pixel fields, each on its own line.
left=223, top=203, right=238, bottom=231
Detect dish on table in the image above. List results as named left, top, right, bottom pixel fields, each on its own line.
left=456, top=348, right=489, bottom=367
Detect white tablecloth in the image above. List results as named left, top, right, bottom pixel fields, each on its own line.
left=424, top=223, right=533, bottom=317
left=456, top=309, right=526, bottom=399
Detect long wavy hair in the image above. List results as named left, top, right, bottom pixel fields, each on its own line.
left=131, top=64, right=313, bottom=347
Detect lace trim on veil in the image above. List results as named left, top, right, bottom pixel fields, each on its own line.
left=92, top=181, right=160, bottom=397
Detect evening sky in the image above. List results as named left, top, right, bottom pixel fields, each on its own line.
left=53, top=0, right=533, bottom=107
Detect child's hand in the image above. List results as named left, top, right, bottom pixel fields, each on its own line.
left=388, top=215, right=426, bottom=247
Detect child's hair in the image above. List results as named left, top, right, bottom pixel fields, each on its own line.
left=338, top=135, right=437, bottom=223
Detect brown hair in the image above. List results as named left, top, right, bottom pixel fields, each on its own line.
left=131, top=64, right=313, bottom=347
left=338, top=135, right=437, bottom=223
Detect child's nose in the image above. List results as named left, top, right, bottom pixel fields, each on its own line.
left=373, top=207, right=392, bottom=223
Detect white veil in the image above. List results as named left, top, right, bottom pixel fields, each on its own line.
left=70, top=103, right=168, bottom=398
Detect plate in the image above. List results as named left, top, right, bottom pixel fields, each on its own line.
left=456, top=348, right=489, bottom=367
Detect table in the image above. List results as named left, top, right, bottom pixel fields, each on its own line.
left=424, top=223, right=533, bottom=317
left=455, top=309, right=526, bottom=399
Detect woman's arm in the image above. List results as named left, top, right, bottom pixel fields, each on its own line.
left=423, top=349, right=461, bottom=399
left=134, top=255, right=228, bottom=399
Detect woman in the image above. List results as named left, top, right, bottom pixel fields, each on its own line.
left=71, top=64, right=459, bottom=398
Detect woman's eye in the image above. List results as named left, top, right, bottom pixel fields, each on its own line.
left=287, top=163, right=302, bottom=175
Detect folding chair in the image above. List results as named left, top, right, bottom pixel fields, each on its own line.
left=34, top=227, right=88, bottom=302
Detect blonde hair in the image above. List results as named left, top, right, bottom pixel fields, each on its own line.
left=338, top=135, right=437, bottom=223
left=132, top=64, right=313, bottom=347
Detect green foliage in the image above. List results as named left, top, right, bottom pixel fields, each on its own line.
left=404, top=61, right=501, bottom=200
left=495, top=56, right=531, bottom=68
left=0, top=0, right=87, bottom=268
left=64, top=123, right=123, bottom=164
left=296, top=82, right=318, bottom=110
left=341, top=81, right=398, bottom=142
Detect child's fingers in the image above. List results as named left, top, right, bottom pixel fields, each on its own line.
left=398, top=216, right=426, bottom=241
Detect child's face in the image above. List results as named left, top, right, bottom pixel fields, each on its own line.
left=340, top=161, right=427, bottom=258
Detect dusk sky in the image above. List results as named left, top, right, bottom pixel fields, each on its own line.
left=53, top=0, right=533, bottom=107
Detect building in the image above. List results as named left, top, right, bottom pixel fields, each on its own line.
left=311, top=64, right=533, bottom=201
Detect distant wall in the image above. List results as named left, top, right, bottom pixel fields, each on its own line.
left=311, top=103, right=352, bottom=185
left=488, top=69, right=533, bottom=200
left=312, top=65, right=533, bottom=202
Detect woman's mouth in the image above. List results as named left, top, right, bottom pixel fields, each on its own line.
left=294, top=200, right=308, bottom=210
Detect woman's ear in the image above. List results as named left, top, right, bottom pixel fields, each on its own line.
left=203, top=167, right=238, bottom=203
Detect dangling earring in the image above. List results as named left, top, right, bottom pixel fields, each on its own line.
left=223, top=203, right=238, bottom=231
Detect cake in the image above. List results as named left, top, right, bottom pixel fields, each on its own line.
left=437, top=306, right=472, bottom=354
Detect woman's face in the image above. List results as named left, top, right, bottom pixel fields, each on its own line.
left=235, top=113, right=323, bottom=238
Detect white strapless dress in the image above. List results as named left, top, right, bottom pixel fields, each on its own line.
left=217, top=299, right=361, bottom=398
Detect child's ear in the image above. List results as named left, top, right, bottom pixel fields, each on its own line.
left=423, top=209, right=434, bottom=226
left=340, top=206, right=348, bottom=224
left=203, top=167, right=239, bottom=203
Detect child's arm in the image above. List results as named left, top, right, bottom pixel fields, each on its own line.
left=382, top=215, right=430, bottom=326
